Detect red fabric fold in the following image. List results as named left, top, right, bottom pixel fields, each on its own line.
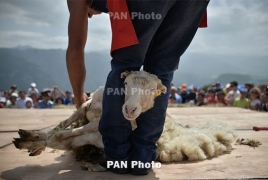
left=199, top=11, right=207, bottom=28
left=108, top=0, right=139, bottom=55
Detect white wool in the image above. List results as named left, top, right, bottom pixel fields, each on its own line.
left=14, top=71, right=237, bottom=165
left=156, top=114, right=237, bottom=162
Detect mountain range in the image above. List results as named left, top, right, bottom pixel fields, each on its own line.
left=0, top=46, right=267, bottom=92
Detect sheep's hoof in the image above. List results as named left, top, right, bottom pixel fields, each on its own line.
left=85, top=163, right=107, bottom=172
left=29, top=150, right=43, bottom=156
left=13, top=138, right=23, bottom=149
left=18, top=129, right=41, bottom=141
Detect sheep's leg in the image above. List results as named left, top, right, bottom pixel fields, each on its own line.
left=13, top=138, right=73, bottom=156
left=195, top=133, right=215, bottom=157
left=47, top=99, right=92, bottom=138
left=199, top=128, right=236, bottom=155
left=17, top=129, right=47, bottom=141
left=47, top=131, right=103, bottom=150
left=13, top=138, right=47, bottom=156
left=13, top=131, right=104, bottom=157
left=49, top=118, right=100, bottom=141
left=69, top=132, right=104, bottom=149
left=180, top=135, right=207, bottom=161
left=214, top=131, right=235, bottom=150
left=157, top=144, right=184, bottom=163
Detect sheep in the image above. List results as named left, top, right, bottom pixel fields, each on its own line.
left=13, top=70, right=237, bottom=171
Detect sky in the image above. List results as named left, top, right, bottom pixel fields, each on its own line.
left=0, top=0, right=268, bottom=57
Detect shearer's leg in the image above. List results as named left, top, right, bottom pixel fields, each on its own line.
left=98, top=1, right=176, bottom=174
left=130, top=0, right=209, bottom=174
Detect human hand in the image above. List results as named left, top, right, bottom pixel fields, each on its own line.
left=74, top=93, right=89, bottom=109
left=88, top=8, right=102, bottom=18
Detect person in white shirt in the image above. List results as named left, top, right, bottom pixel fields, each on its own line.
left=28, top=83, right=39, bottom=107
left=16, top=91, right=33, bottom=109
left=27, top=83, right=39, bottom=96
left=249, top=87, right=261, bottom=111
left=6, top=93, right=20, bottom=108
left=0, top=97, right=6, bottom=108
left=225, top=81, right=240, bottom=107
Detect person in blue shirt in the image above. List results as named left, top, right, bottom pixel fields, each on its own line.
left=38, top=91, right=53, bottom=109
left=64, top=91, right=73, bottom=105
left=180, top=84, right=189, bottom=104
left=169, top=86, right=182, bottom=104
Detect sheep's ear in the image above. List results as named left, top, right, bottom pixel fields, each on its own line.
left=120, top=71, right=131, bottom=79
left=156, top=80, right=167, bottom=96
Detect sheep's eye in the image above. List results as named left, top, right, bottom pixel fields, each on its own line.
left=124, top=82, right=127, bottom=85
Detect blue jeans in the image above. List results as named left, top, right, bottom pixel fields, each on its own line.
left=99, top=0, right=209, bottom=171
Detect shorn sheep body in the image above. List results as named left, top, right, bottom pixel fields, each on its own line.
left=13, top=71, right=237, bottom=171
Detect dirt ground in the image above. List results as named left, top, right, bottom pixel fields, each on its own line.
left=0, top=108, right=267, bottom=180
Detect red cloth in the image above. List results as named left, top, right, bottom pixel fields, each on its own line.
left=199, top=11, right=207, bottom=28
left=108, top=0, right=207, bottom=55
left=205, top=97, right=218, bottom=104
left=218, top=99, right=228, bottom=106
left=107, top=0, right=139, bottom=55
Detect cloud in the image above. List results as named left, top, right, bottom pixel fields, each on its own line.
left=187, top=1, right=268, bottom=56
left=0, top=30, right=67, bottom=49
left=0, top=0, right=267, bottom=57
left=0, top=14, right=111, bottom=51
left=0, top=0, right=111, bottom=51
left=86, top=14, right=112, bottom=52
left=0, top=0, right=67, bottom=27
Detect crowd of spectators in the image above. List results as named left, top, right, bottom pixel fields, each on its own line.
left=168, top=81, right=268, bottom=112
left=0, top=83, right=74, bottom=109
left=1, top=81, right=268, bottom=112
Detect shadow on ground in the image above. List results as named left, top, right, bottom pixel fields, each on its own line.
left=1, top=151, right=159, bottom=180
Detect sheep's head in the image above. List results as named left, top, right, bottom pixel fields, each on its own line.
left=121, top=71, right=167, bottom=120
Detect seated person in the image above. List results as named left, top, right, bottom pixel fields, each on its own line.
left=187, top=86, right=197, bottom=105
left=205, top=88, right=218, bottom=104
left=225, top=81, right=240, bottom=106
left=180, top=83, right=189, bottom=104
left=55, top=98, right=64, bottom=105
left=260, top=92, right=268, bottom=112
left=223, top=83, right=231, bottom=95
left=249, top=87, right=262, bottom=111
left=16, top=91, right=33, bottom=109
left=195, top=90, right=206, bottom=106
left=28, top=92, right=39, bottom=108
left=64, top=91, right=73, bottom=105
left=54, top=98, right=66, bottom=108
left=215, top=82, right=222, bottom=93
left=26, top=100, right=33, bottom=109
left=6, top=93, right=20, bottom=108
left=233, top=88, right=249, bottom=109
left=28, top=83, right=39, bottom=96
left=9, top=84, right=18, bottom=94
left=51, top=86, right=66, bottom=100
left=3, top=91, right=11, bottom=106
left=169, top=86, right=182, bottom=104
left=245, top=83, right=254, bottom=99
left=38, top=91, right=54, bottom=109
left=0, top=97, right=6, bottom=108
left=216, top=91, right=227, bottom=106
